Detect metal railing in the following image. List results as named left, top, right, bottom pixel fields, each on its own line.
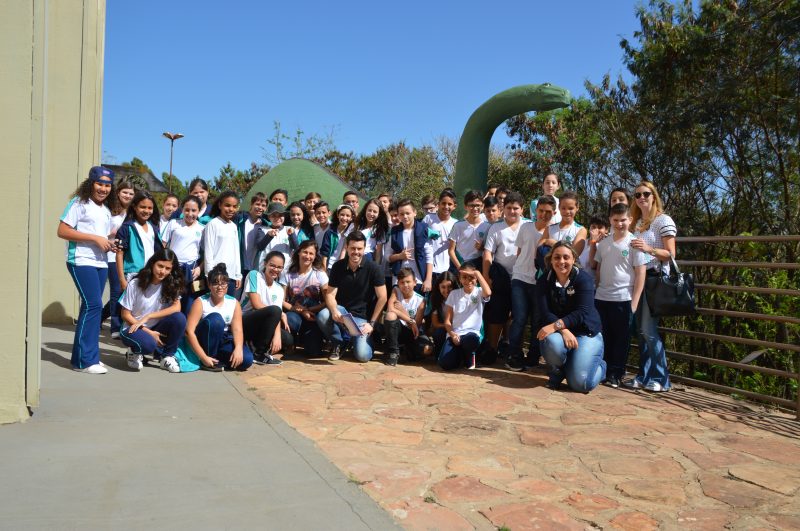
left=643, top=235, right=800, bottom=418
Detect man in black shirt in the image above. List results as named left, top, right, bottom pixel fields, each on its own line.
left=317, top=231, right=387, bottom=361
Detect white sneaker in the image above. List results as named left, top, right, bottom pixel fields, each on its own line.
left=160, top=356, right=181, bottom=373
left=74, top=363, right=107, bottom=374
left=126, top=350, right=143, bottom=371
left=110, top=331, right=121, bottom=340
left=644, top=381, right=667, bottom=393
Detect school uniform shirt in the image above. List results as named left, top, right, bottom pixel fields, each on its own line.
left=635, top=213, right=678, bottom=274
left=445, top=287, right=489, bottom=336
left=116, top=219, right=164, bottom=277
left=162, top=218, right=202, bottom=264
left=359, top=226, right=381, bottom=256
left=398, top=227, right=434, bottom=284
left=241, top=270, right=285, bottom=313
left=578, top=242, right=595, bottom=281
left=199, top=293, right=237, bottom=332
left=423, top=213, right=457, bottom=274
left=594, top=232, right=651, bottom=302
left=284, top=268, right=329, bottom=307
left=107, top=212, right=126, bottom=262
left=547, top=221, right=583, bottom=246
left=512, top=222, right=545, bottom=284
left=449, top=219, right=490, bottom=264
left=325, top=226, right=353, bottom=273
left=258, top=226, right=293, bottom=270
left=484, top=220, right=528, bottom=275
left=159, top=216, right=171, bottom=238
left=203, top=217, right=242, bottom=280
left=119, top=278, right=175, bottom=329
left=242, top=217, right=268, bottom=271
left=392, top=287, right=424, bottom=328
left=60, top=197, right=112, bottom=268
left=530, top=196, right=561, bottom=225
left=314, top=224, right=330, bottom=249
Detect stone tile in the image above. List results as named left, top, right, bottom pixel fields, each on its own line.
left=337, top=422, right=424, bottom=447
left=430, top=476, right=508, bottom=503
left=639, top=433, right=709, bottom=454
left=362, top=467, right=430, bottom=500
left=502, top=411, right=556, bottom=424
left=608, top=511, right=659, bottom=531
left=676, top=508, right=735, bottom=529
left=516, top=426, right=571, bottom=448
left=507, top=478, right=567, bottom=498
left=599, top=456, right=685, bottom=478
left=561, top=411, right=612, bottom=425
left=375, top=407, right=427, bottom=420
left=285, top=371, right=330, bottom=383
left=480, top=501, right=586, bottom=531
left=436, top=405, right=479, bottom=416
left=717, top=434, right=800, bottom=465
left=446, top=455, right=517, bottom=481
left=615, top=479, right=687, bottom=505
left=563, top=491, right=620, bottom=514
left=388, top=499, right=474, bottom=531
left=727, top=463, right=800, bottom=495
left=698, top=471, right=774, bottom=508
left=569, top=441, right=652, bottom=456
left=336, top=379, right=384, bottom=397
left=684, top=451, right=754, bottom=470
left=431, top=418, right=503, bottom=437
left=765, top=513, right=800, bottom=530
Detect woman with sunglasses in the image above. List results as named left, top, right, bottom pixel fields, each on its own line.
left=184, top=263, right=253, bottom=371
left=535, top=241, right=605, bottom=392
left=627, top=181, right=677, bottom=392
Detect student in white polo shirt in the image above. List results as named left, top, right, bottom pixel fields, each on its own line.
left=57, top=166, right=116, bottom=374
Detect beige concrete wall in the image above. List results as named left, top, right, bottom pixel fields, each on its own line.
left=0, top=0, right=106, bottom=424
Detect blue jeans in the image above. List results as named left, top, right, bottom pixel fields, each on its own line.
left=179, top=261, right=199, bottom=315
left=316, top=306, right=373, bottom=362
left=438, top=332, right=481, bottom=371
left=120, top=312, right=187, bottom=357
left=286, top=310, right=324, bottom=356
left=196, top=313, right=254, bottom=370
left=509, top=279, right=538, bottom=360
left=635, top=291, right=671, bottom=388
left=101, top=262, right=122, bottom=333
left=595, top=300, right=633, bottom=379
left=540, top=332, right=606, bottom=393
left=67, top=264, right=108, bottom=369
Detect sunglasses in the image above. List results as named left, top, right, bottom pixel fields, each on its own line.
left=634, top=191, right=653, bottom=199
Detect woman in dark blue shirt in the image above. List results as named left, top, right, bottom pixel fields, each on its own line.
left=536, top=241, right=605, bottom=392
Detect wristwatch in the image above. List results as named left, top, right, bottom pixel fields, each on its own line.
left=554, top=319, right=564, bottom=331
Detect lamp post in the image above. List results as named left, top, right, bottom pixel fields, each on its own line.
left=162, top=131, right=184, bottom=192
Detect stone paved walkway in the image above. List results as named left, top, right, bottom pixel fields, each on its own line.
left=239, top=354, right=800, bottom=530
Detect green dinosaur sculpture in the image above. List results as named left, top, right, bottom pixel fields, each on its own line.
left=453, top=83, right=572, bottom=213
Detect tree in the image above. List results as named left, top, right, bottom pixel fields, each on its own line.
left=210, top=162, right=270, bottom=197
left=262, top=121, right=338, bottom=165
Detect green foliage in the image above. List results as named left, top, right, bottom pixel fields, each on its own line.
left=263, top=120, right=337, bottom=165
left=210, top=162, right=270, bottom=198
left=160, top=173, right=187, bottom=197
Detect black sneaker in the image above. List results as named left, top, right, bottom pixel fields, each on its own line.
left=605, top=375, right=620, bottom=388
left=264, top=354, right=282, bottom=365
left=328, top=345, right=341, bottom=361
left=504, top=357, right=525, bottom=372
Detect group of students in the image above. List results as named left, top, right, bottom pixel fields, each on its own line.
left=60, top=166, right=676, bottom=395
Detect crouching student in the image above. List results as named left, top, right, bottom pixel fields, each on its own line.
left=185, top=264, right=253, bottom=371
left=592, top=202, right=648, bottom=387
left=439, top=264, right=491, bottom=370
left=536, top=242, right=605, bottom=392
left=241, top=251, right=292, bottom=365
left=119, top=249, right=187, bottom=372
left=382, top=268, right=432, bottom=366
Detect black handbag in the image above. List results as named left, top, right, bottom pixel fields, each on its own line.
left=644, top=254, right=696, bottom=317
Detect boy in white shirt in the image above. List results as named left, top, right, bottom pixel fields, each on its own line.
left=592, top=202, right=650, bottom=387
left=506, top=195, right=557, bottom=371
left=449, top=190, right=490, bottom=270
left=482, top=191, right=527, bottom=364
left=439, top=263, right=492, bottom=370
left=423, top=189, right=458, bottom=282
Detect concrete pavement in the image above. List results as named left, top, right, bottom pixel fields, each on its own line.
left=0, top=326, right=398, bottom=530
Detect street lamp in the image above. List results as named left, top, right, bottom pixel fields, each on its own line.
left=162, top=131, right=184, bottom=192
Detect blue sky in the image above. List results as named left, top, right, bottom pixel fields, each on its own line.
left=102, top=1, right=641, bottom=182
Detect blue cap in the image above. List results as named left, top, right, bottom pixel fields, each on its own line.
left=88, top=166, right=115, bottom=182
